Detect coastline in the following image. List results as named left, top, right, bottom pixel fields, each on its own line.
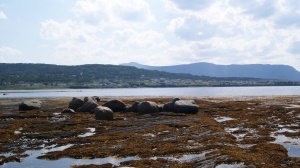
left=1, top=95, right=300, bottom=167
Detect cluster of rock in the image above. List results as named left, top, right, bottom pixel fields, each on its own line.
left=19, top=97, right=199, bottom=121
left=67, top=97, right=199, bottom=120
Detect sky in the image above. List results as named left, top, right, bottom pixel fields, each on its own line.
left=1, top=0, right=300, bottom=71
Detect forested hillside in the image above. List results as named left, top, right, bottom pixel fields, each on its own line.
left=0, top=63, right=208, bottom=84
left=1, top=63, right=294, bottom=89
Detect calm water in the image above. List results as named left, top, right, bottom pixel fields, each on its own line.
left=1, top=86, right=300, bottom=98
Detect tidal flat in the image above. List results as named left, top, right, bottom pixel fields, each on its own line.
left=1, top=96, right=300, bottom=168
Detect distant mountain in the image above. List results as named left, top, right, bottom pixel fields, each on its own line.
left=122, top=62, right=300, bottom=81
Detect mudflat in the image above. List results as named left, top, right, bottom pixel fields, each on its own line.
left=1, top=96, right=300, bottom=168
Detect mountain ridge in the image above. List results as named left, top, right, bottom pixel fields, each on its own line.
left=122, top=62, right=300, bottom=81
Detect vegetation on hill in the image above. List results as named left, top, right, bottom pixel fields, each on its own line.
left=0, top=63, right=207, bottom=83
left=0, top=63, right=298, bottom=89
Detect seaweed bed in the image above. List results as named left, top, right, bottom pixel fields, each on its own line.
left=1, top=96, right=300, bottom=168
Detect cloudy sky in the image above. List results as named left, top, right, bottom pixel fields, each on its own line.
left=1, top=0, right=300, bottom=70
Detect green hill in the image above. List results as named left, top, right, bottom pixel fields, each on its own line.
left=0, top=63, right=293, bottom=89
left=0, top=63, right=207, bottom=85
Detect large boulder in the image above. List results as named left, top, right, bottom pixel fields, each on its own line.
left=19, top=100, right=42, bottom=111
left=125, top=101, right=140, bottom=113
left=162, top=97, right=180, bottom=112
left=173, top=100, right=199, bottom=114
left=76, top=97, right=98, bottom=113
left=137, top=101, right=159, bottom=114
left=94, top=106, right=113, bottom=121
left=102, top=99, right=126, bottom=112
left=68, top=97, right=84, bottom=111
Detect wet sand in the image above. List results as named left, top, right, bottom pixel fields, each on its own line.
left=1, top=96, right=300, bottom=168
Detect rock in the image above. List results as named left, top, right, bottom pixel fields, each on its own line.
left=137, top=101, right=159, bottom=114
left=173, top=100, right=199, bottom=114
left=94, top=106, right=113, bottom=121
left=102, top=99, right=126, bottom=112
left=84, top=97, right=98, bottom=103
left=68, top=97, right=84, bottom=111
left=92, top=96, right=101, bottom=102
left=76, top=98, right=98, bottom=113
left=125, top=101, right=140, bottom=112
left=19, top=100, right=42, bottom=111
left=162, top=97, right=180, bottom=112
left=158, top=105, right=163, bottom=112
left=61, top=108, right=76, bottom=114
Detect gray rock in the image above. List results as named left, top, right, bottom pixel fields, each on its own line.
left=137, top=101, right=159, bottom=114
left=76, top=98, right=98, bottom=113
left=125, top=101, right=140, bottom=112
left=173, top=100, right=199, bottom=114
left=94, top=106, right=113, bottom=121
left=19, top=100, right=42, bottom=111
left=84, top=97, right=98, bottom=103
left=92, top=96, right=101, bottom=102
left=68, top=97, right=84, bottom=111
left=162, top=97, right=180, bottom=112
left=102, top=99, right=126, bottom=112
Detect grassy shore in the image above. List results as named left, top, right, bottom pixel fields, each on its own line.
left=1, top=96, right=300, bottom=167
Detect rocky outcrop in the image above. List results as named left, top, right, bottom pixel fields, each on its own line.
left=19, top=100, right=42, bottom=111
left=68, top=97, right=84, bottom=111
left=102, top=99, right=126, bottom=112
left=173, top=100, right=199, bottom=114
left=137, top=101, right=159, bottom=114
left=94, top=106, right=113, bottom=121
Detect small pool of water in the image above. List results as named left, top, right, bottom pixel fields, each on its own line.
left=272, top=134, right=300, bottom=157
left=78, top=128, right=95, bottom=138
left=215, top=163, right=245, bottom=168
left=151, top=151, right=208, bottom=162
left=214, top=117, right=235, bottom=123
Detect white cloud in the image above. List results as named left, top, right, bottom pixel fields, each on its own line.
left=0, top=46, right=22, bottom=55
left=168, top=0, right=212, bottom=11
left=72, top=0, right=155, bottom=28
left=0, top=11, right=7, bottom=19
left=40, top=19, right=97, bottom=42
left=112, top=29, right=168, bottom=49
left=167, top=16, right=240, bottom=41
left=53, top=41, right=126, bottom=65
left=229, top=0, right=276, bottom=19
left=288, top=41, right=300, bottom=54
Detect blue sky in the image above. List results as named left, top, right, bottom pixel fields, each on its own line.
left=1, top=0, right=300, bottom=71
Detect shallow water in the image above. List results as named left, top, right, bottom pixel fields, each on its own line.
left=214, top=117, right=234, bottom=122
left=272, top=133, right=300, bottom=157
left=215, top=163, right=245, bottom=168
left=2, top=144, right=209, bottom=168
left=78, top=128, right=95, bottom=138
